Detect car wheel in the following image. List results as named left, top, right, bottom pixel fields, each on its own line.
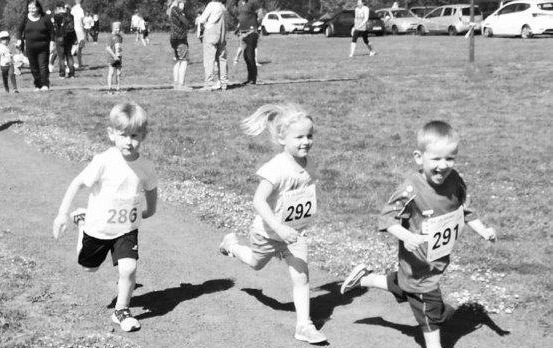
left=391, top=26, right=399, bottom=35
left=416, top=25, right=426, bottom=36
left=448, top=26, right=457, bottom=36
left=521, top=25, right=532, bottom=39
left=261, top=26, right=268, bottom=36
left=279, top=25, right=287, bottom=35
left=483, top=27, right=493, bottom=38
left=325, top=25, right=333, bottom=37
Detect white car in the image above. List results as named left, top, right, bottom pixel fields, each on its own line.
left=376, top=7, right=422, bottom=34
left=260, top=11, right=308, bottom=35
left=482, top=0, right=553, bottom=38
left=420, top=4, right=483, bottom=35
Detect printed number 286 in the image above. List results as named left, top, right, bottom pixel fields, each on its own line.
left=284, top=201, right=312, bottom=222
left=107, top=208, right=138, bottom=224
left=432, top=224, right=459, bottom=250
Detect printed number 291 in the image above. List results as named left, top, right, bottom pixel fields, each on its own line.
left=107, top=208, right=138, bottom=224
left=432, top=224, right=459, bottom=250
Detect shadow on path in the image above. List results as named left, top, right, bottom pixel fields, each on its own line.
left=107, top=278, right=235, bottom=320
left=355, top=302, right=510, bottom=348
left=0, top=120, right=23, bottom=132
left=242, top=281, right=368, bottom=329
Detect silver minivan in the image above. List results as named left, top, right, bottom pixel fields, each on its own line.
left=420, top=4, right=483, bottom=35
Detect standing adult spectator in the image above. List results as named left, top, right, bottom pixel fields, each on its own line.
left=71, top=0, right=85, bottom=68
left=17, top=0, right=55, bottom=91
left=90, top=14, right=100, bottom=44
left=130, top=10, right=141, bottom=43
left=349, top=0, right=376, bottom=58
left=197, top=0, right=228, bottom=91
left=83, top=12, right=94, bottom=42
left=51, top=1, right=75, bottom=78
left=236, top=0, right=260, bottom=85
left=168, top=0, right=192, bottom=90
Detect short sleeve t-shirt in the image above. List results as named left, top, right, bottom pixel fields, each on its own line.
left=107, top=34, right=123, bottom=63
left=354, top=5, right=370, bottom=31
left=71, top=4, right=85, bottom=40
left=251, top=152, right=316, bottom=241
left=79, top=147, right=157, bottom=240
left=378, top=170, right=477, bottom=293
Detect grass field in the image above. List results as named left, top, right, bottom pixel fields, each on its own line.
left=1, top=32, right=552, bottom=343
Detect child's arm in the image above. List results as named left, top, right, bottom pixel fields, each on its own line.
left=253, top=179, right=299, bottom=244
left=142, top=188, right=157, bottom=219
left=105, top=46, right=118, bottom=60
left=467, top=219, right=496, bottom=242
left=386, top=224, right=427, bottom=252
left=53, top=175, right=86, bottom=239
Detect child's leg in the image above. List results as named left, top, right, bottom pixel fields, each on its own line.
left=234, top=46, right=243, bottom=63
left=177, top=60, right=188, bottom=86
left=423, top=329, right=442, bottom=348
left=2, top=66, right=10, bottom=92
left=115, top=257, right=137, bottom=310
left=220, top=232, right=272, bottom=270
left=8, top=66, right=18, bottom=92
left=107, top=66, right=114, bottom=89
left=173, top=61, right=180, bottom=84
left=115, top=67, right=122, bottom=90
left=360, top=272, right=388, bottom=290
left=286, top=253, right=310, bottom=326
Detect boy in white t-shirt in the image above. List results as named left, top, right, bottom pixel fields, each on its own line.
left=53, top=102, right=158, bottom=332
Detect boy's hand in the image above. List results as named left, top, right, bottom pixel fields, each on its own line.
left=404, top=233, right=427, bottom=252
left=480, top=227, right=497, bottom=242
left=52, top=214, right=68, bottom=239
left=275, top=224, right=299, bottom=244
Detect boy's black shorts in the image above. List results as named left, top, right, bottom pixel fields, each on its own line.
left=78, top=230, right=138, bottom=268
left=387, top=272, right=448, bottom=332
left=110, top=58, right=122, bottom=68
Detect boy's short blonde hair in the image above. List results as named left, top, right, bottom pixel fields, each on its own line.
left=417, top=120, right=459, bottom=151
left=112, top=21, right=122, bottom=30
left=109, top=102, right=148, bottom=134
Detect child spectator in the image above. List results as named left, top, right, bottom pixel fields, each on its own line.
left=12, top=47, right=28, bottom=76
left=341, top=121, right=497, bottom=348
left=218, top=104, right=327, bottom=344
left=51, top=1, right=75, bottom=78
left=53, top=102, right=158, bottom=332
left=83, top=12, right=94, bottom=41
left=0, top=31, right=19, bottom=93
left=90, top=14, right=100, bottom=44
left=106, top=21, right=123, bottom=92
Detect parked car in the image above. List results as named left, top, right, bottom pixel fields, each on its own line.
left=419, top=4, right=483, bottom=35
left=302, top=13, right=332, bottom=34
left=260, top=11, right=308, bottom=35
left=482, top=0, right=553, bottom=38
left=409, top=6, right=437, bottom=18
left=376, top=7, right=422, bottom=34
left=324, top=10, right=385, bottom=37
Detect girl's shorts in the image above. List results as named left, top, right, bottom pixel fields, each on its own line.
left=78, top=230, right=138, bottom=268
left=352, top=29, right=369, bottom=43
left=249, top=232, right=307, bottom=270
left=170, top=38, right=189, bottom=61
left=386, top=272, right=448, bottom=332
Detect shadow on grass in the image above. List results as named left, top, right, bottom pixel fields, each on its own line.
left=107, top=278, right=235, bottom=320
left=242, top=281, right=368, bottom=329
left=355, top=302, right=510, bottom=348
left=0, top=120, right=23, bottom=132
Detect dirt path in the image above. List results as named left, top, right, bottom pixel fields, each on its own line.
left=0, top=129, right=537, bottom=348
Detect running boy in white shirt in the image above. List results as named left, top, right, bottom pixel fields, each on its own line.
left=53, top=102, right=158, bottom=332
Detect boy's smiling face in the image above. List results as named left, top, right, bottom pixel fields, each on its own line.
left=414, top=138, right=459, bottom=187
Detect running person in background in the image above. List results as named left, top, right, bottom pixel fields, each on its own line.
left=349, top=0, right=376, bottom=57
left=71, top=0, right=85, bottom=68
left=53, top=102, right=157, bottom=333
left=168, top=0, right=192, bottom=91
left=106, top=21, right=123, bottom=92
left=218, top=104, right=328, bottom=345
left=341, top=121, right=497, bottom=348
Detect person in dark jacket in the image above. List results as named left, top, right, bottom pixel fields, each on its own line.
left=17, top=0, right=55, bottom=90
left=168, top=0, right=193, bottom=90
left=236, top=0, right=260, bottom=85
left=90, top=14, right=100, bottom=44
left=51, top=1, right=75, bottom=78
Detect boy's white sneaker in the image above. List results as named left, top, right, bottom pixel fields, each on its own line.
left=340, top=264, right=371, bottom=294
left=111, top=308, right=140, bottom=332
left=219, top=233, right=238, bottom=257
left=294, top=322, right=327, bottom=344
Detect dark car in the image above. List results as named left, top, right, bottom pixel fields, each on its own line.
left=324, top=10, right=385, bottom=37
left=302, top=13, right=332, bottom=34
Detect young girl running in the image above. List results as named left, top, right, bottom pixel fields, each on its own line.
left=219, top=104, right=327, bottom=344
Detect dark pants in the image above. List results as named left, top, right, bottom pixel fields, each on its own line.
left=27, top=44, right=50, bottom=88
left=55, top=38, right=75, bottom=77
left=91, top=29, right=99, bottom=43
left=242, top=31, right=258, bottom=84
left=1, top=65, right=17, bottom=92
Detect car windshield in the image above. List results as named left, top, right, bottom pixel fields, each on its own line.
left=538, top=3, right=553, bottom=10
left=461, top=7, right=482, bottom=16
left=281, top=13, right=300, bottom=19
left=392, top=10, right=415, bottom=18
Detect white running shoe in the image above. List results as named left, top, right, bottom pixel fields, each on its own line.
left=294, top=322, right=327, bottom=344
left=219, top=233, right=238, bottom=257
left=111, top=308, right=140, bottom=332
left=340, top=264, right=371, bottom=294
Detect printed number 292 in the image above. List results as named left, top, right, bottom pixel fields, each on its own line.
left=432, top=224, right=459, bottom=250
left=107, top=208, right=138, bottom=224
left=284, top=201, right=312, bottom=222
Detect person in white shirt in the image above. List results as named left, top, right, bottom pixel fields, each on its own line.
left=71, top=0, right=85, bottom=67
left=130, top=10, right=142, bottom=43
left=53, top=102, right=158, bottom=333
left=350, top=0, right=376, bottom=57
left=83, top=12, right=94, bottom=41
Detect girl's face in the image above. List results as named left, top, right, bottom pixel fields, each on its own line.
left=28, top=2, right=38, bottom=15
left=279, top=118, right=314, bottom=162
left=178, top=1, right=185, bottom=10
